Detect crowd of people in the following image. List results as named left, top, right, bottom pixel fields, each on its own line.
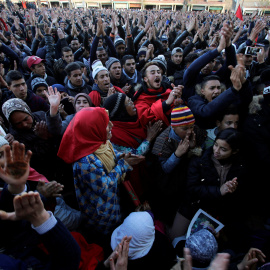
left=0, top=2, right=270, bottom=269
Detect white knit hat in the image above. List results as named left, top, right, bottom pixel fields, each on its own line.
left=92, top=60, right=108, bottom=79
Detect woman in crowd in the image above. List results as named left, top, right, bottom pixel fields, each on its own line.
left=110, top=209, right=176, bottom=270
left=45, top=87, right=92, bottom=137
left=103, top=92, right=162, bottom=155
left=57, top=107, right=143, bottom=235
left=172, top=128, right=248, bottom=247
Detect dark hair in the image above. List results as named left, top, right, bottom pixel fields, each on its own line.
left=121, top=55, right=135, bottom=66
left=132, top=62, right=160, bottom=102
left=97, top=47, right=105, bottom=52
left=184, top=53, right=199, bottom=66
left=238, top=47, right=246, bottom=55
left=216, top=105, right=239, bottom=122
left=6, top=70, right=24, bottom=86
left=141, top=62, right=159, bottom=78
left=200, top=75, right=221, bottom=90
left=62, top=46, right=72, bottom=54
left=215, top=128, right=242, bottom=153
left=71, top=37, right=79, bottom=42
left=65, top=62, right=81, bottom=76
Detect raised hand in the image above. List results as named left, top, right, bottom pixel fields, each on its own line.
left=45, top=86, right=61, bottom=117
left=0, top=141, right=32, bottom=194
left=0, top=191, right=50, bottom=228
left=110, top=238, right=130, bottom=270
left=104, top=236, right=132, bottom=268
left=249, top=20, right=266, bottom=42
left=57, top=28, right=65, bottom=39
left=166, top=84, right=183, bottom=105
left=257, top=47, right=264, bottom=64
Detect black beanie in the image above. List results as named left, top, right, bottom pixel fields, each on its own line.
left=103, top=93, right=126, bottom=119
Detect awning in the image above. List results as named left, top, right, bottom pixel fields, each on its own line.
left=192, top=6, right=205, bottom=10
left=209, top=6, right=223, bottom=10
left=161, top=5, right=172, bottom=8
left=130, top=3, right=141, bottom=8
left=115, top=3, right=127, bottom=8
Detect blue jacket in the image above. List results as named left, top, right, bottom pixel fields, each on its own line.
left=183, top=45, right=237, bottom=101
left=188, top=80, right=252, bottom=129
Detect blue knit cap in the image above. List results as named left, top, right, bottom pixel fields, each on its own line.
left=52, top=84, right=68, bottom=93
left=185, top=229, right=218, bottom=264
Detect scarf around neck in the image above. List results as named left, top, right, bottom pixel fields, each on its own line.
left=67, top=78, right=86, bottom=90
left=94, top=140, right=116, bottom=173
left=123, top=69, right=137, bottom=84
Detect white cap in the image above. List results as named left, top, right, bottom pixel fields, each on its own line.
left=92, top=60, right=108, bottom=79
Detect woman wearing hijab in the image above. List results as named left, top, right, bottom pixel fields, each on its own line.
left=45, top=87, right=93, bottom=137
left=57, top=107, right=133, bottom=235
left=2, top=98, right=58, bottom=180
left=103, top=93, right=162, bottom=155
left=110, top=210, right=176, bottom=270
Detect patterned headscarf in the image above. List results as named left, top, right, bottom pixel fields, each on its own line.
left=2, top=98, right=32, bottom=122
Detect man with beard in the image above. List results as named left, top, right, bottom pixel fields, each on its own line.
left=106, top=57, right=135, bottom=98
left=122, top=55, right=142, bottom=87
left=132, top=62, right=182, bottom=127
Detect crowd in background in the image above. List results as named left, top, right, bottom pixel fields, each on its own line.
left=0, top=2, right=270, bottom=269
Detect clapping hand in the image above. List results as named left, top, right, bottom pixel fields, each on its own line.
left=220, top=177, right=238, bottom=196
left=104, top=236, right=132, bottom=269
left=34, top=121, right=50, bottom=140
left=237, top=248, right=266, bottom=270
left=120, top=152, right=145, bottom=166
left=37, top=180, right=64, bottom=198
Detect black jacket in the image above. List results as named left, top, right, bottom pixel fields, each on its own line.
left=182, top=147, right=247, bottom=222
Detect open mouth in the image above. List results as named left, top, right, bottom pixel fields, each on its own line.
left=154, top=78, right=161, bottom=84
left=104, top=83, right=110, bottom=87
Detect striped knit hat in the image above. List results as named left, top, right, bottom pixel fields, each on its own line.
left=171, top=105, right=195, bottom=127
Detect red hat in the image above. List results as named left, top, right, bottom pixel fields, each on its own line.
left=27, top=56, right=45, bottom=69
